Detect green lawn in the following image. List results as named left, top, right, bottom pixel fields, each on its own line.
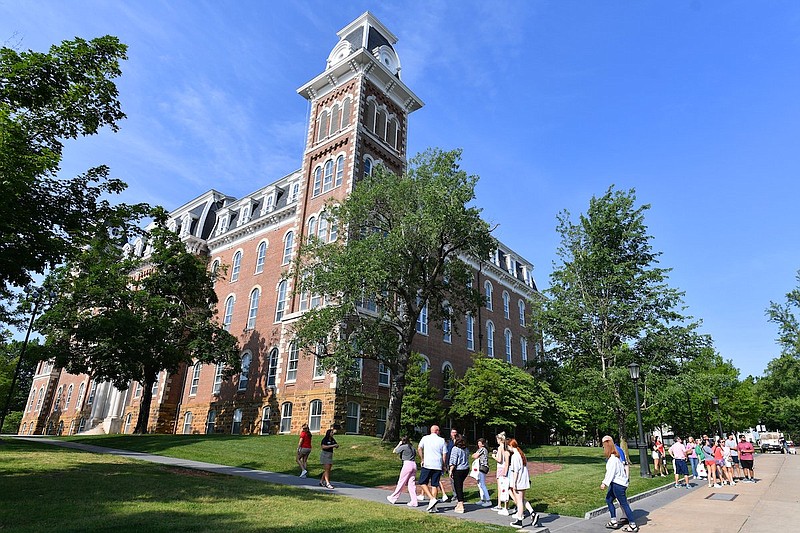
left=58, top=434, right=669, bottom=517
left=0, top=439, right=507, bottom=533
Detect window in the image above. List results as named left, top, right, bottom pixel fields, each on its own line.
left=415, top=301, right=428, bottom=335
left=261, top=407, right=271, bottom=435
left=212, top=362, right=224, bottom=394
left=78, top=417, right=86, bottom=433
left=151, top=374, right=159, bottom=398
left=87, top=381, right=96, bottom=405
left=519, top=299, right=526, bottom=326
left=206, top=410, right=217, bottom=434
left=54, top=386, right=63, bottom=411
left=309, top=399, right=322, bottom=432
left=183, top=412, right=193, bottom=434
left=280, top=402, right=293, bottom=433
left=330, top=104, right=340, bottom=135
left=21, top=423, right=26, bottom=435
left=290, top=183, right=300, bottom=202
left=366, top=100, right=376, bottom=131
left=342, top=98, right=351, bottom=127
left=124, top=413, right=133, bottom=434
left=387, top=118, right=398, bottom=149
left=521, top=337, right=528, bottom=363
left=134, top=382, right=142, bottom=398
left=363, top=157, right=372, bottom=177
left=223, top=296, right=234, bottom=331
left=375, top=109, right=386, bottom=139
left=346, top=402, right=360, bottom=434
left=376, top=406, right=387, bottom=437
left=76, top=382, right=85, bottom=409
left=211, top=259, right=220, bottom=287
left=317, top=110, right=329, bottom=142
left=267, top=348, right=278, bottom=387
left=247, top=288, right=260, bottom=330
left=443, top=315, right=452, bottom=344
left=264, top=194, right=274, bottom=213
left=419, top=355, right=430, bottom=373
left=323, top=160, right=334, bottom=192
left=57, top=421, right=64, bottom=436
left=442, top=363, right=454, bottom=399
left=313, top=166, right=322, bottom=196
left=485, top=281, right=493, bottom=310
left=307, top=216, right=316, bottom=238
left=238, top=352, right=252, bottom=391
left=378, top=363, right=390, bottom=387
left=231, top=251, right=242, bottom=282
left=232, top=408, right=242, bottom=435
left=275, top=280, right=288, bottom=321
left=313, top=344, right=326, bottom=379
left=329, top=218, right=338, bottom=242
left=317, top=213, right=328, bottom=243
left=286, top=342, right=299, bottom=382
left=255, top=242, right=267, bottom=273
left=353, top=357, right=363, bottom=381
left=182, top=363, right=199, bottom=397
left=487, top=321, right=495, bottom=357
left=35, top=386, right=44, bottom=412
left=466, top=314, right=474, bottom=350
left=65, top=384, right=73, bottom=410
left=69, top=420, right=76, bottom=435
left=282, top=231, right=294, bottom=265
left=503, top=291, right=510, bottom=319
left=505, top=329, right=513, bottom=363
left=27, top=389, right=34, bottom=412
left=335, top=155, right=344, bottom=188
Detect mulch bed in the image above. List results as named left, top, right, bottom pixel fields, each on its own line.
left=376, top=461, right=562, bottom=491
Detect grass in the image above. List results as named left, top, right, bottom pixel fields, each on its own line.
left=0, top=439, right=509, bottom=533
left=56, top=434, right=670, bottom=517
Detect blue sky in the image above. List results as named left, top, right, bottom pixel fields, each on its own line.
left=3, top=1, right=799, bottom=378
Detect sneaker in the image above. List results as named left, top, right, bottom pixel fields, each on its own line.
left=299, top=470, right=307, bottom=478
left=386, top=495, right=397, bottom=505
left=454, top=505, right=465, bottom=514
left=427, top=500, right=438, bottom=513
left=531, top=512, right=541, bottom=527
left=491, top=505, right=504, bottom=511
left=510, top=519, right=524, bottom=529
left=418, top=494, right=425, bottom=501
left=407, top=502, right=418, bottom=507
left=674, top=483, right=680, bottom=488
left=498, top=508, right=510, bottom=516
left=713, top=483, right=722, bottom=488
left=481, top=501, right=493, bottom=507
left=440, top=495, right=451, bottom=503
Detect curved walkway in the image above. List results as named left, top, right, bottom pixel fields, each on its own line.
left=12, top=437, right=798, bottom=532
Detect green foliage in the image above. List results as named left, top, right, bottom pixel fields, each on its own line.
left=0, top=36, right=147, bottom=320
left=400, top=353, right=444, bottom=434
left=290, top=148, right=496, bottom=441
left=450, top=355, right=550, bottom=430
left=767, top=269, right=800, bottom=357
left=37, top=209, right=240, bottom=433
left=1, top=334, right=44, bottom=432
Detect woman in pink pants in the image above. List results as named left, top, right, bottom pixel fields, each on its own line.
left=387, top=435, right=419, bottom=507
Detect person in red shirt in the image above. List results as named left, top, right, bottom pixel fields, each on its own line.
left=737, top=435, right=756, bottom=482
left=297, top=423, right=312, bottom=478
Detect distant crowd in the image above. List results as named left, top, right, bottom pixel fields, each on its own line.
left=650, top=434, right=757, bottom=488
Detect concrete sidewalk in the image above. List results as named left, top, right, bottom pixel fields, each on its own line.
left=12, top=437, right=798, bottom=532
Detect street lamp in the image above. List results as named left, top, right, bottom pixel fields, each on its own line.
left=0, top=287, right=46, bottom=434
left=628, top=362, right=652, bottom=478
left=712, top=396, right=723, bottom=439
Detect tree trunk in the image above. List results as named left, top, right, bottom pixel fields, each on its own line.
left=383, top=339, right=412, bottom=443
left=133, top=372, right=156, bottom=434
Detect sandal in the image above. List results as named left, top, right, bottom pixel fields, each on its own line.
left=606, top=521, right=622, bottom=529
left=621, top=525, right=639, bottom=532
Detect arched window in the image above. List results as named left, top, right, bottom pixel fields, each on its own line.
left=330, top=104, right=340, bottom=135
left=189, top=362, right=202, bottom=396
left=366, top=100, right=377, bottom=131
left=505, top=329, right=513, bottom=363
left=415, top=301, right=428, bottom=335
left=313, top=166, right=322, bottom=196
left=267, top=348, right=279, bottom=387
left=484, top=281, right=493, bottom=310
left=275, top=280, right=288, bottom=322
left=503, top=291, right=510, bottom=319
left=387, top=117, right=398, bottom=148
left=238, top=352, right=252, bottom=391
left=124, top=413, right=133, bottom=434
left=206, top=410, right=217, bottom=434
left=307, top=216, right=317, bottom=238
left=521, top=337, right=528, bottom=363
left=329, top=217, right=338, bottom=242
left=486, top=321, right=495, bottom=357
left=223, top=296, right=235, bottom=331
left=183, top=412, right=193, bottom=434
left=87, top=381, right=96, bottom=404
left=280, top=402, right=293, bottom=433
left=419, top=354, right=430, bottom=373
left=286, top=342, right=299, bottom=382
left=54, top=385, right=63, bottom=411
left=466, top=314, right=475, bottom=350
left=335, top=155, right=344, bottom=188
left=363, top=157, right=372, bottom=177
left=317, top=213, right=328, bottom=243
left=375, top=109, right=386, bottom=139
left=282, top=231, right=294, bottom=265
left=76, top=382, right=85, bottom=409
left=211, top=259, right=221, bottom=287
left=317, top=110, right=329, bottom=142
left=65, top=384, right=74, bottom=410
left=231, top=251, right=242, bottom=282
left=309, top=399, right=323, bottom=432
left=255, top=242, right=267, bottom=273
left=323, top=159, right=334, bottom=192
left=232, top=408, right=243, bottom=435
left=346, top=402, right=361, bottom=434
left=261, top=406, right=271, bottom=435
left=69, top=419, right=76, bottom=435
left=519, top=299, right=526, bottom=326
left=247, top=288, right=260, bottom=330
left=21, top=422, right=27, bottom=435
left=342, top=98, right=351, bottom=127
left=442, top=363, right=454, bottom=399
left=212, top=362, right=224, bottom=394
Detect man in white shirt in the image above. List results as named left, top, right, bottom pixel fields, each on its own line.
left=417, top=425, right=447, bottom=512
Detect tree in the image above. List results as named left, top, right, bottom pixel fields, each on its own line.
left=290, top=148, right=496, bottom=442
left=531, top=186, right=693, bottom=443
left=449, top=355, right=551, bottom=433
left=0, top=334, right=44, bottom=433
left=0, top=36, right=141, bottom=320
left=37, top=210, right=240, bottom=433
left=400, top=353, right=444, bottom=435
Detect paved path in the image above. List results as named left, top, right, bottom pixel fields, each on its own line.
left=12, top=437, right=799, bottom=532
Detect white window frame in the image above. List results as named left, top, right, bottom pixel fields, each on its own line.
left=238, top=352, right=252, bottom=391
left=466, top=314, right=474, bottom=350
left=519, top=299, right=526, bottom=326
left=313, top=344, right=326, bottom=379
left=487, top=321, right=495, bottom=357
left=206, top=410, right=217, bottom=434
left=189, top=363, right=202, bottom=396
left=415, top=301, right=428, bottom=335
left=442, top=363, right=454, bottom=399
left=247, top=287, right=260, bottom=330
left=183, top=412, right=193, bottom=435
left=267, top=348, right=279, bottom=388
left=376, top=405, right=387, bottom=437
left=232, top=408, right=243, bottom=435
left=378, top=363, right=390, bottom=387
left=223, top=295, right=234, bottom=331
left=280, top=402, right=293, bottom=434
left=65, top=384, right=73, bottom=410
left=346, top=401, right=361, bottom=434
left=282, top=231, right=294, bottom=265
left=231, top=251, right=242, bottom=282
left=308, top=399, right=323, bottom=432
left=212, top=362, right=224, bottom=395
left=286, top=342, right=299, bottom=382
left=255, top=241, right=267, bottom=273
left=503, top=291, right=510, bottom=319
left=275, top=280, right=288, bottom=322
left=521, top=337, right=528, bottom=363
left=485, top=281, right=493, bottom=311
left=505, top=328, right=513, bottom=363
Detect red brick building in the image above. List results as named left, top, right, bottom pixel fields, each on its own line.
left=19, top=12, right=541, bottom=439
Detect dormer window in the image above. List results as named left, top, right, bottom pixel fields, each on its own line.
left=218, top=213, right=230, bottom=235
left=262, top=194, right=275, bottom=214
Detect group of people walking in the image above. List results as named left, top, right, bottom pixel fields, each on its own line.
left=652, top=434, right=757, bottom=488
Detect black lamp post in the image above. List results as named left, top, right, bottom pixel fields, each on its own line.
left=0, top=287, right=45, bottom=434
left=628, top=362, right=652, bottom=478
left=712, top=396, right=723, bottom=439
